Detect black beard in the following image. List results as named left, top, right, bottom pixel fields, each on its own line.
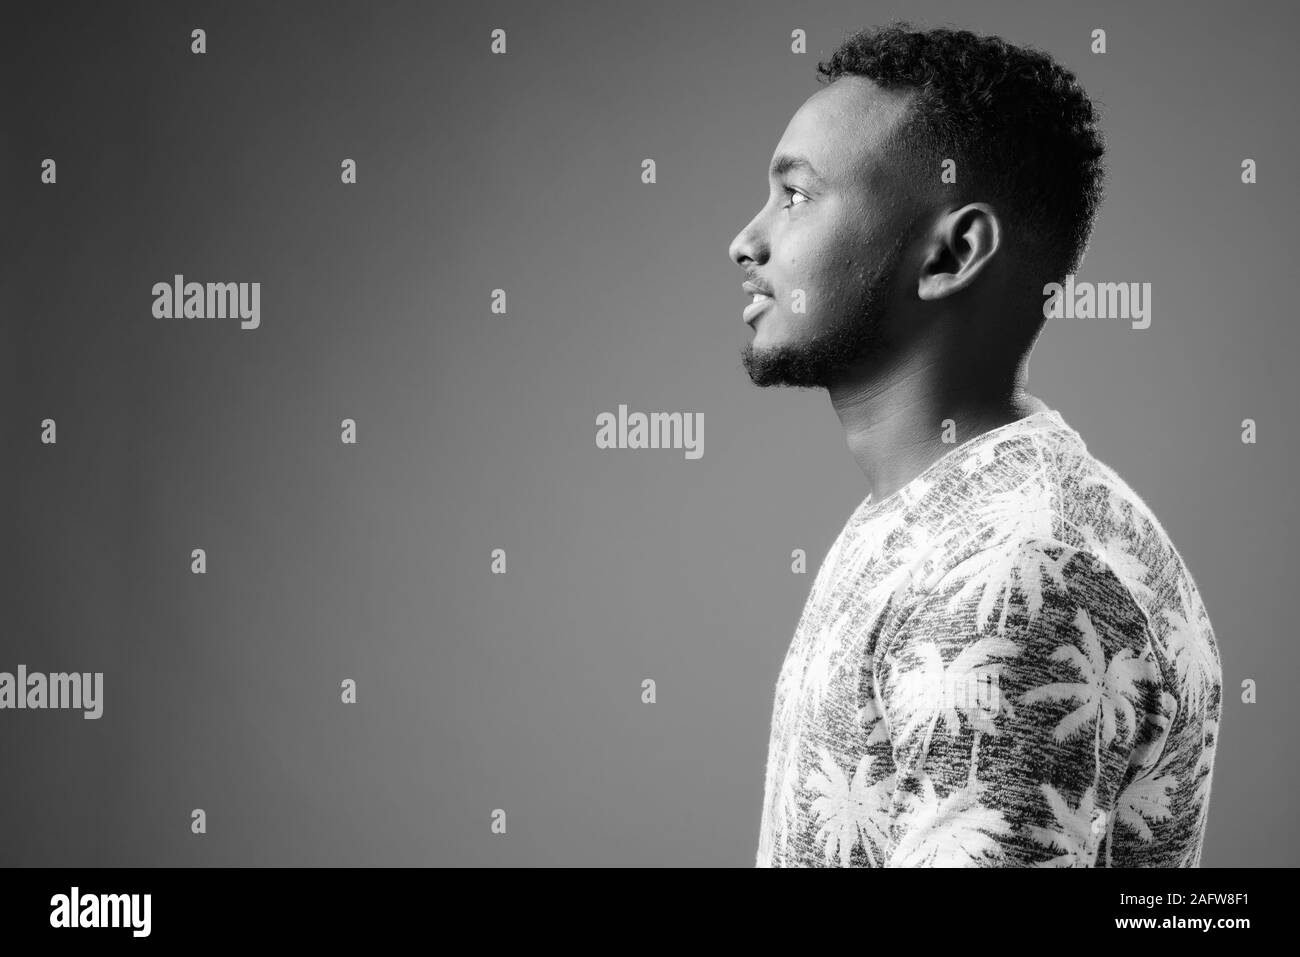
left=741, top=237, right=905, bottom=390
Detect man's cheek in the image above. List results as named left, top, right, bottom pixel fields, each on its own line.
left=784, top=270, right=815, bottom=319
left=791, top=279, right=832, bottom=327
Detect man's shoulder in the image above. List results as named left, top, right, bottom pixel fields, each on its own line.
left=927, top=427, right=1191, bottom=601
left=1049, top=445, right=1210, bottom=626
left=920, top=534, right=1154, bottom=634
left=876, top=416, right=1213, bottom=652
left=901, top=438, right=1173, bottom=632
left=902, top=435, right=1218, bottom=683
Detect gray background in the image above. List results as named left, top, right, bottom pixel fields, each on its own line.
left=1, top=0, right=1295, bottom=866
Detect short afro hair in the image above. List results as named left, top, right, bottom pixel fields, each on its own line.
left=817, top=22, right=1106, bottom=287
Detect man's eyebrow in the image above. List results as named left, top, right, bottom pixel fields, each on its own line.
left=769, top=153, right=825, bottom=183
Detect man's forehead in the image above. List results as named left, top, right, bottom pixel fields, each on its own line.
left=773, top=77, right=915, bottom=183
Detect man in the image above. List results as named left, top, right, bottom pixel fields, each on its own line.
left=729, top=23, right=1222, bottom=867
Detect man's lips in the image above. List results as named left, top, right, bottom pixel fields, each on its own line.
left=742, top=280, right=774, bottom=325
left=743, top=292, right=773, bottom=325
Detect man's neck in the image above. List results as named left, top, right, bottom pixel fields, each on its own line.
left=827, top=351, right=1045, bottom=504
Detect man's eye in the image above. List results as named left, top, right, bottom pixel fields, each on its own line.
left=782, top=189, right=809, bottom=209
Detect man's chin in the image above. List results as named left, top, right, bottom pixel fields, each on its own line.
left=740, top=342, right=829, bottom=389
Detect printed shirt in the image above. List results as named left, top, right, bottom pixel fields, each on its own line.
left=756, top=409, right=1222, bottom=867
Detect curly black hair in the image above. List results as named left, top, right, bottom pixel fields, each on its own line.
left=817, top=22, right=1106, bottom=288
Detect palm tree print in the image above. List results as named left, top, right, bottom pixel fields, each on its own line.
left=1164, top=599, right=1218, bottom=722
left=799, top=606, right=858, bottom=721
left=1024, top=783, right=1101, bottom=866
left=807, top=746, right=896, bottom=866
left=756, top=409, right=1221, bottom=867
left=1101, top=544, right=1157, bottom=609
left=887, top=635, right=1021, bottom=745
left=855, top=685, right=891, bottom=746
left=888, top=775, right=1014, bottom=866
left=943, top=534, right=1072, bottom=635
left=1114, top=770, right=1176, bottom=842
left=1019, top=606, right=1149, bottom=751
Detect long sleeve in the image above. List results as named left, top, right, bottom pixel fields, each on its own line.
left=872, top=537, right=1166, bottom=866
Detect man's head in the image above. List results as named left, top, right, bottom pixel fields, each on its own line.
left=729, top=22, right=1106, bottom=390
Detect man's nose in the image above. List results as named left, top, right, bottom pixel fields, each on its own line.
left=729, top=215, right=767, bottom=268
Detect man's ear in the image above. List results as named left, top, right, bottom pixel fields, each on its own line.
left=916, top=203, right=1002, bottom=301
